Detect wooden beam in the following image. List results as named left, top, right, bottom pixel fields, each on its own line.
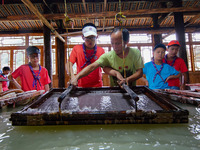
left=184, top=13, right=200, bottom=27
left=158, top=12, right=173, bottom=25
left=0, top=14, right=152, bottom=21
left=102, top=0, right=107, bottom=32
left=163, top=13, right=200, bottom=39
left=5, top=0, right=178, bottom=5
left=4, top=0, right=174, bottom=4
left=104, top=0, right=107, bottom=12
left=0, top=26, right=199, bottom=36
left=1, top=6, right=200, bottom=21
left=21, top=0, right=65, bottom=43
left=70, top=7, right=200, bottom=18
left=60, top=26, right=114, bottom=36
left=102, top=17, right=106, bottom=32
left=82, top=0, right=87, bottom=13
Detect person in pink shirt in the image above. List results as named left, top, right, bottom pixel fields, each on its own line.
left=162, top=40, right=188, bottom=90
left=67, top=23, right=105, bottom=88
left=11, top=46, right=51, bottom=92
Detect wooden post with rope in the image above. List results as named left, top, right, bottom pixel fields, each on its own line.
left=64, top=0, right=74, bottom=81
left=115, top=0, right=138, bottom=111
left=115, top=0, right=126, bottom=78
left=58, top=0, right=74, bottom=114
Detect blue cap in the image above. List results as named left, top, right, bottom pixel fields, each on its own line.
left=153, top=44, right=166, bottom=51
left=26, top=46, right=40, bottom=56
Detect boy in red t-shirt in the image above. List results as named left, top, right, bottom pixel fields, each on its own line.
left=11, top=46, right=51, bottom=92
left=162, top=40, right=188, bottom=90
left=0, top=66, right=11, bottom=91
left=67, top=23, right=105, bottom=88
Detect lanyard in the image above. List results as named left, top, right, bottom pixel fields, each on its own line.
left=28, top=63, right=42, bottom=90
left=81, top=43, right=97, bottom=68
left=152, top=58, right=164, bottom=82
left=164, top=54, right=177, bottom=66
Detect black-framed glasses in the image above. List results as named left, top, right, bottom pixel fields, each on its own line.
left=84, top=36, right=96, bottom=40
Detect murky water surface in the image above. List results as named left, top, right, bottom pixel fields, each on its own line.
left=26, top=92, right=162, bottom=113
left=0, top=101, right=200, bottom=150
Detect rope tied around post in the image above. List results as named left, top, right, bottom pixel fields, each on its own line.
left=115, top=12, right=126, bottom=25
left=64, top=0, right=74, bottom=26
left=115, top=0, right=126, bottom=78
left=115, top=0, right=138, bottom=111
left=58, top=0, right=74, bottom=115
left=64, top=0, right=74, bottom=79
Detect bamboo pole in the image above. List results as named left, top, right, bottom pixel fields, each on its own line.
left=21, top=0, right=65, bottom=43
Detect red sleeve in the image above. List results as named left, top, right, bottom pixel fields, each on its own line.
left=42, top=68, right=51, bottom=85
left=69, top=45, right=78, bottom=64
left=100, top=47, right=105, bottom=55
left=11, top=65, right=22, bottom=79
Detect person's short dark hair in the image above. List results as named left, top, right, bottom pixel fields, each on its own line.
left=26, top=46, right=40, bottom=56
left=82, top=23, right=96, bottom=30
left=111, top=27, right=129, bottom=43
left=153, top=43, right=166, bottom=51
left=3, top=66, right=11, bottom=71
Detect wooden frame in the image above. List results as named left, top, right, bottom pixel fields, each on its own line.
left=10, top=86, right=189, bottom=126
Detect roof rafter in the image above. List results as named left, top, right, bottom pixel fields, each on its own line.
left=21, top=0, right=65, bottom=42
left=1, top=6, right=200, bottom=21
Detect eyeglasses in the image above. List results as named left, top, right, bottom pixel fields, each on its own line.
left=84, top=36, right=96, bottom=41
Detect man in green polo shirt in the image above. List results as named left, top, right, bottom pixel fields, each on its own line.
left=71, top=27, right=144, bottom=87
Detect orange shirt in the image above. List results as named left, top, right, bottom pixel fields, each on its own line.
left=12, top=64, right=51, bottom=91
left=70, top=44, right=105, bottom=87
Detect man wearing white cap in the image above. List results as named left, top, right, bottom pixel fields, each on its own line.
left=71, top=27, right=144, bottom=88
left=67, top=23, right=105, bottom=88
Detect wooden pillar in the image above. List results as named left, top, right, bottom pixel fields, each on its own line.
left=188, top=33, right=195, bottom=72
left=50, top=4, right=66, bottom=88
left=173, top=0, right=188, bottom=68
left=43, top=24, right=52, bottom=88
left=153, top=34, right=162, bottom=46
left=43, top=3, right=52, bottom=88
left=173, top=0, right=189, bottom=83
left=152, top=14, right=162, bottom=46
left=174, top=12, right=188, bottom=68
left=56, top=36, right=65, bottom=88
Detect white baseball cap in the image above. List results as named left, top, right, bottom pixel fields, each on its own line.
left=82, top=26, right=97, bottom=37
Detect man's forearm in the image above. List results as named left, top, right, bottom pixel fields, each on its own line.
left=66, top=62, right=75, bottom=78
left=170, top=73, right=180, bottom=80
left=76, top=62, right=99, bottom=80
left=103, top=67, right=119, bottom=77
left=126, top=68, right=143, bottom=83
left=11, top=77, right=21, bottom=89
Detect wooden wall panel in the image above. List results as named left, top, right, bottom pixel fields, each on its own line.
left=189, top=72, right=200, bottom=84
